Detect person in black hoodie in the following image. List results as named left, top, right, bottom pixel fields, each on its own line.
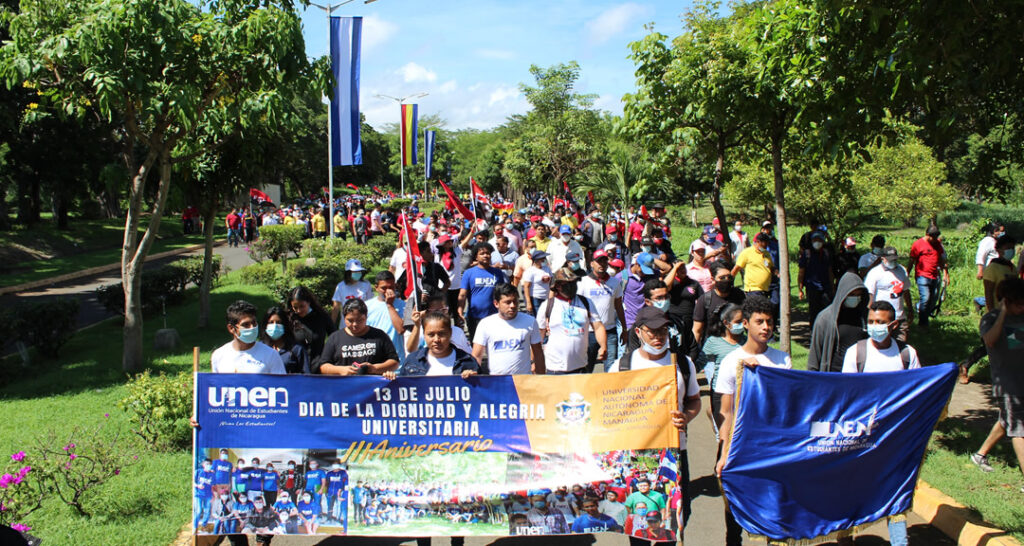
left=807, top=271, right=868, bottom=372
left=386, top=312, right=481, bottom=378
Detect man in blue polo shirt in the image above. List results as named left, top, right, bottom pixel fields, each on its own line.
left=326, top=462, right=349, bottom=527
left=211, top=449, right=233, bottom=500
left=304, top=459, right=327, bottom=510
left=194, top=458, right=216, bottom=532
left=247, top=456, right=265, bottom=502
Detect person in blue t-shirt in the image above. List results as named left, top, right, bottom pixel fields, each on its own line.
left=459, top=242, right=506, bottom=340
left=571, top=497, right=622, bottom=533
left=304, top=460, right=327, bottom=509
left=262, top=462, right=280, bottom=506
left=325, top=463, right=348, bottom=524
left=194, top=459, right=215, bottom=531
left=232, top=490, right=255, bottom=529
left=211, top=449, right=233, bottom=499
left=364, top=500, right=382, bottom=525
left=232, top=458, right=249, bottom=495
left=247, top=457, right=264, bottom=502
left=272, top=490, right=299, bottom=534
left=351, top=480, right=366, bottom=522
left=297, top=490, right=320, bottom=534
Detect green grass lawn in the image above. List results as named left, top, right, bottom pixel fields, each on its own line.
left=0, top=272, right=277, bottom=545
left=0, top=215, right=224, bottom=288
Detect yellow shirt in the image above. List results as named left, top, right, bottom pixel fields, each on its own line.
left=334, top=214, right=347, bottom=232
left=533, top=235, right=551, bottom=252
left=561, top=215, right=579, bottom=230
left=312, top=215, right=327, bottom=233
left=283, top=215, right=296, bottom=225
left=735, top=246, right=774, bottom=292
left=983, top=261, right=1016, bottom=294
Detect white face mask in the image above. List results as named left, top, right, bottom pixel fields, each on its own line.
left=734, top=225, right=742, bottom=232
left=883, top=259, right=897, bottom=270
left=812, top=241, right=823, bottom=250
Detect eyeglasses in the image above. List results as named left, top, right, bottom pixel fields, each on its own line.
left=639, top=327, right=669, bottom=338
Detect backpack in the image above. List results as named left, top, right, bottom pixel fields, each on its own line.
left=854, top=339, right=911, bottom=372
left=616, top=335, right=692, bottom=386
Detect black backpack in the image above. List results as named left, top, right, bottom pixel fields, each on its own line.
left=854, top=339, right=912, bottom=372
left=616, top=338, right=692, bottom=386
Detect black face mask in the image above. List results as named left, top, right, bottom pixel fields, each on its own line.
left=558, top=283, right=578, bottom=300
left=715, top=278, right=733, bottom=292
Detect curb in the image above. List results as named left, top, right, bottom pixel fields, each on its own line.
left=0, top=240, right=224, bottom=296
left=913, top=480, right=1020, bottom=546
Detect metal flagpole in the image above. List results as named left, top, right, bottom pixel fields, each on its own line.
left=325, top=8, right=335, bottom=236
left=423, top=127, right=427, bottom=200
left=400, top=107, right=405, bottom=196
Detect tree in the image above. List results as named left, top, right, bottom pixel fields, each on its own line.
left=576, top=148, right=647, bottom=213
left=2, top=0, right=316, bottom=371
left=501, top=62, right=605, bottom=195
left=622, top=1, right=753, bottom=227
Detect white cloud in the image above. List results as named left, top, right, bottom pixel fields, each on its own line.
left=594, top=93, right=625, bottom=115
left=475, top=48, right=517, bottom=61
left=363, top=79, right=529, bottom=131
left=584, top=3, right=652, bottom=45
left=488, top=85, right=520, bottom=106
left=361, top=15, right=397, bottom=51
left=397, top=62, right=438, bottom=83
left=439, top=80, right=458, bottom=94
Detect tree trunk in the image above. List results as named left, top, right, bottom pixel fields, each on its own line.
left=54, top=191, right=70, bottom=230
left=711, top=134, right=729, bottom=227
left=770, top=128, right=791, bottom=355
left=198, top=204, right=217, bottom=328
left=121, top=146, right=171, bottom=372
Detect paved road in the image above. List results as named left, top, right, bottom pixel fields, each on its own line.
left=0, top=241, right=255, bottom=333
left=189, top=375, right=955, bottom=546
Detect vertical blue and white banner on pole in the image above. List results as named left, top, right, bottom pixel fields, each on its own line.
left=330, top=16, right=362, bottom=166
left=424, top=129, right=436, bottom=179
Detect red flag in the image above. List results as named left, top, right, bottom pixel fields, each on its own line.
left=438, top=180, right=474, bottom=220
left=249, top=188, right=272, bottom=204
left=587, top=191, right=596, bottom=208
left=554, top=198, right=566, bottom=210
left=400, top=212, right=424, bottom=301
left=345, top=183, right=359, bottom=192
left=372, top=185, right=382, bottom=194
left=321, top=186, right=329, bottom=195
left=387, top=191, right=396, bottom=198
left=470, top=178, right=489, bottom=205
left=640, top=204, right=650, bottom=221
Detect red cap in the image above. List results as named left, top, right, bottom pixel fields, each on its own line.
left=605, top=225, right=618, bottom=234
left=609, top=258, right=625, bottom=269
left=437, top=235, right=451, bottom=245
left=593, top=249, right=608, bottom=260
left=711, top=217, right=720, bottom=226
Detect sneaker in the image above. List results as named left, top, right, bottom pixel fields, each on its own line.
left=971, top=453, right=994, bottom=473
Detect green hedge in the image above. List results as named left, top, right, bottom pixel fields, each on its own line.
left=0, top=298, right=80, bottom=359
left=94, top=255, right=222, bottom=315
left=119, top=370, right=193, bottom=452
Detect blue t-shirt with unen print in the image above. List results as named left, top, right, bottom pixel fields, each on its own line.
left=461, top=266, right=506, bottom=319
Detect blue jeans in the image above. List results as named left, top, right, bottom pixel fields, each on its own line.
left=193, top=496, right=211, bottom=528
left=916, top=275, right=940, bottom=325
left=588, top=328, right=618, bottom=372
left=888, top=516, right=908, bottom=546
left=227, top=228, right=239, bottom=247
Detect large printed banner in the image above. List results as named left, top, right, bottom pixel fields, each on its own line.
left=193, top=368, right=680, bottom=538
left=720, top=363, right=957, bottom=541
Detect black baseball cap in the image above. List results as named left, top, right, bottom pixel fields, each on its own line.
left=634, top=306, right=670, bottom=330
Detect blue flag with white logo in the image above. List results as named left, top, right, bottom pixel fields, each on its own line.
left=330, top=16, right=362, bottom=166
left=720, top=363, right=956, bottom=541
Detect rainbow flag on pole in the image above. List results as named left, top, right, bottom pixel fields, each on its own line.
left=400, top=104, right=418, bottom=166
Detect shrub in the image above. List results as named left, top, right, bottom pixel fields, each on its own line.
left=174, top=254, right=222, bottom=289
left=388, top=198, right=413, bottom=211
left=0, top=298, right=80, bottom=359
left=95, top=265, right=190, bottom=316
left=118, top=370, right=193, bottom=452
left=238, top=260, right=281, bottom=288
left=249, top=224, right=305, bottom=273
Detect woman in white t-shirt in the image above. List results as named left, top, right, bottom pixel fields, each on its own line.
left=331, top=258, right=373, bottom=326
left=388, top=312, right=480, bottom=378
left=521, top=250, right=552, bottom=316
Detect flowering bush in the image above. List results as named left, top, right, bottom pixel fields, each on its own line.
left=0, top=450, right=46, bottom=533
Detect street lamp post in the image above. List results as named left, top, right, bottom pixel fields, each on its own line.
left=375, top=92, right=428, bottom=196
left=310, top=0, right=378, bottom=236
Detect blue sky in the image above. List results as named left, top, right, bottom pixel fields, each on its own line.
left=299, top=0, right=695, bottom=131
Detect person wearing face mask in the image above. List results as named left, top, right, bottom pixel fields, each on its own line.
left=212, top=489, right=239, bottom=535
left=836, top=237, right=861, bottom=277
left=272, top=491, right=300, bottom=534
left=525, top=494, right=568, bottom=534
left=842, top=301, right=920, bottom=374
left=288, top=287, right=334, bottom=362
left=603, top=224, right=626, bottom=261
left=194, top=458, right=216, bottom=532
left=807, top=272, right=869, bottom=374
left=260, top=307, right=309, bottom=374
left=210, top=301, right=285, bottom=374
left=538, top=268, right=606, bottom=374
left=701, top=303, right=746, bottom=440
left=262, top=463, right=279, bottom=507
left=490, top=236, right=520, bottom=273
left=864, top=247, right=914, bottom=342
left=612, top=307, right=700, bottom=530
left=578, top=250, right=627, bottom=373
left=858, top=235, right=887, bottom=277
left=279, top=460, right=303, bottom=500
left=547, top=225, right=582, bottom=272
left=211, top=449, right=234, bottom=501
left=626, top=280, right=700, bottom=363
left=728, top=220, right=749, bottom=256
left=909, top=225, right=950, bottom=327
left=303, top=460, right=327, bottom=520
left=545, top=486, right=578, bottom=525
left=325, top=462, right=349, bottom=528
left=241, top=495, right=280, bottom=538
left=331, top=259, right=373, bottom=325
left=692, top=261, right=746, bottom=344
left=798, top=231, right=835, bottom=327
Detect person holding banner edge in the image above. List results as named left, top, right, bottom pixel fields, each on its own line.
left=312, top=298, right=400, bottom=376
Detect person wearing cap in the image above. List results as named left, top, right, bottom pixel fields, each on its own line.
left=612, top=306, right=700, bottom=529
left=633, top=509, right=676, bottom=542
left=435, top=233, right=465, bottom=314
left=836, top=236, right=861, bottom=277
left=580, top=210, right=603, bottom=249
left=521, top=250, right=553, bottom=315
left=578, top=249, right=627, bottom=372
left=728, top=219, right=749, bottom=256
left=686, top=239, right=714, bottom=293
left=333, top=208, right=349, bottom=240
left=602, top=223, right=627, bottom=262
left=548, top=224, right=583, bottom=272
left=798, top=230, right=835, bottom=327
left=331, top=258, right=373, bottom=325
left=692, top=225, right=729, bottom=262
left=859, top=234, right=887, bottom=277
left=909, top=224, right=950, bottom=327
left=352, top=208, right=368, bottom=244
left=539, top=267, right=606, bottom=374
left=732, top=232, right=776, bottom=299
left=863, top=246, right=914, bottom=342
left=623, top=251, right=671, bottom=331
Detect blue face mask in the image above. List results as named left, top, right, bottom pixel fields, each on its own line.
left=352, top=272, right=363, bottom=281
left=652, top=299, right=669, bottom=311
left=533, top=501, right=546, bottom=509
left=634, top=507, right=648, bottom=517
left=867, top=323, right=890, bottom=343
left=266, top=323, right=285, bottom=340
left=237, top=325, right=259, bottom=344
left=729, top=323, right=745, bottom=335
left=642, top=245, right=653, bottom=253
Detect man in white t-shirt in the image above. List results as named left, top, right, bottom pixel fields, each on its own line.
left=863, top=246, right=915, bottom=342
left=538, top=268, right=606, bottom=374
left=578, top=249, right=626, bottom=373
left=841, top=300, right=920, bottom=373
left=389, top=245, right=408, bottom=284
left=713, top=295, right=791, bottom=545
left=608, top=306, right=700, bottom=529
left=211, top=300, right=286, bottom=374
left=472, top=283, right=546, bottom=375
left=548, top=225, right=583, bottom=272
